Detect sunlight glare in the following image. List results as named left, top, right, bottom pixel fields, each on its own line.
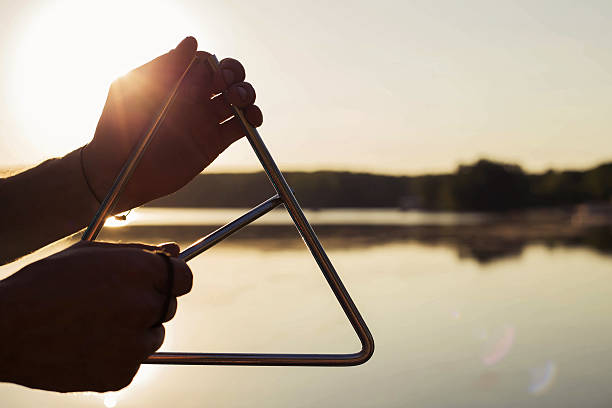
left=103, top=394, right=117, bottom=408
left=9, top=0, right=198, bottom=161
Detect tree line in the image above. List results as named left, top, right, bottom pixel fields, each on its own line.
left=148, top=159, right=612, bottom=211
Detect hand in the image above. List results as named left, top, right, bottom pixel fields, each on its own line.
left=0, top=241, right=192, bottom=392
left=83, top=36, right=263, bottom=211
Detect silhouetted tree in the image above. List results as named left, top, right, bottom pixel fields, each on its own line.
left=147, top=160, right=612, bottom=212
left=450, top=160, right=530, bottom=211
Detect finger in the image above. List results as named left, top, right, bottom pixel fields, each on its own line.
left=244, top=105, right=263, bottom=127
left=209, top=96, right=263, bottom=126
left=145, top=325, right=166, bottom=356
left=169, top=258, right=193, bottom=296
left=158, top=242, right=180, bottom=257
left=216, top=57, right=246, bottom=90
left=160, top=297, right=178, bottom=323
left=173, top=36, right=198, bottom=61
left=144, top=294, right=178, bottom=327
left=181, top=52, right=216, bottom=104
left=130, top=36, right=198, bottom=89
left=97, top=363, right=140, bottom=392
left=189, top=55, right=247, bottom=97
left=164, top=36, right=198, bottom=80
left=225, top=82, right=256, bottom=108
left=153, top=255, right=193, bottom=297
left=186, top=53, right=240, bottom=95
left=134, top=292, right=172, bottom=328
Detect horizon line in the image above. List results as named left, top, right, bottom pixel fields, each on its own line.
left=2, top=157, right=611, bottom=179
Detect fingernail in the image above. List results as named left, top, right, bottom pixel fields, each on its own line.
left=237, top=86, right=247, bottom=102
left=223, top=69, right=234, bottom=84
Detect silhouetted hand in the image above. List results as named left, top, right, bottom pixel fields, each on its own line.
left=83, top=36, right=263, bottom=211
left=0, top=241, right=192, bottom=392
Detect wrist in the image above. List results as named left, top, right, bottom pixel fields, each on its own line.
left=81, top=141, right=135, bottom=212
left=62, top=147, right=101, bottom=216
left=79, top=146, right=103, bottom=205
left=82, top=139, right=146, bottom=212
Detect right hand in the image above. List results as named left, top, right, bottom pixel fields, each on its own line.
left=84, top=36, right=263, bottom=211
left=0, top=241, right=192, bottom=392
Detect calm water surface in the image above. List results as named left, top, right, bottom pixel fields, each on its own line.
left=104, top=207, right=489, bottom=227
left=1, top=209, right=611, bottom=407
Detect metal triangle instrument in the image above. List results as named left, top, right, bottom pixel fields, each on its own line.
left=82, top=54, right=374, bottom=366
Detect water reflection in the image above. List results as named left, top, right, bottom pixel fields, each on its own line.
left=97, top=224, right=612, bottom=265
left=93, top=207, right=612, bottom=265
left=1, top=211, right=612, bottom=407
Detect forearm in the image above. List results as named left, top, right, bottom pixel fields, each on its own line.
left=0, top=278, right=20, bottom=385
left=0, top=147, right=99, bottom=264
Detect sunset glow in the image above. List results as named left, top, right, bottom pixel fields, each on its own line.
left=7, top=0, right=197, bottom=161
left=1, top=1, right=611, bottom=174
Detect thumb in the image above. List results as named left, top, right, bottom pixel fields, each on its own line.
left=171, top=36, right=198, bottom=66
left=158, top=242, right=180, bottom=257
left=161, top=36, right=198, bottom=81
left=129, top=36, right=198, bottom=86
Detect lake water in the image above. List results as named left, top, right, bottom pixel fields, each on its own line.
left=1, top=209, right=611, bottom=407
left=103, top=207, right=490, bottom=227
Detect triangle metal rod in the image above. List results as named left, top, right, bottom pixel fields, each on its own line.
left=83, top=54, right=374, bottom=366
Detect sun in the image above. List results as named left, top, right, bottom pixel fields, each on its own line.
left=8, top=0, right=200, bottom=162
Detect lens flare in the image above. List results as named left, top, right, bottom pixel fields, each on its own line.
left=481, top=325, right=515, bottom=366
left=528, top=361, right=557, bottom=395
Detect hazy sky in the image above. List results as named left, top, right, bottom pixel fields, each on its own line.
left=0, top=0, right=610, bottom=174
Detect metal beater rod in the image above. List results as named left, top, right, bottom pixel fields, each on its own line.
left=179, top=195, right=282, bottom=261
left=81, top=57, right=198, bottom=241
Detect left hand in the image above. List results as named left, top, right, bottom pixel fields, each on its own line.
left=83, top=36, right=263, bottom=211
left=0, top=241, right=191, bottom=392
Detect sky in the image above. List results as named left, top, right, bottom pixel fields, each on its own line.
left=0, top=0, right=610, bottom=175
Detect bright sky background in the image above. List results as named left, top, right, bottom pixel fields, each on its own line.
left=0, top=0, right=610, bottom=175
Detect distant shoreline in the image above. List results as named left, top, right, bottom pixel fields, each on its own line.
left=4, top=158, right=611, bottom=211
